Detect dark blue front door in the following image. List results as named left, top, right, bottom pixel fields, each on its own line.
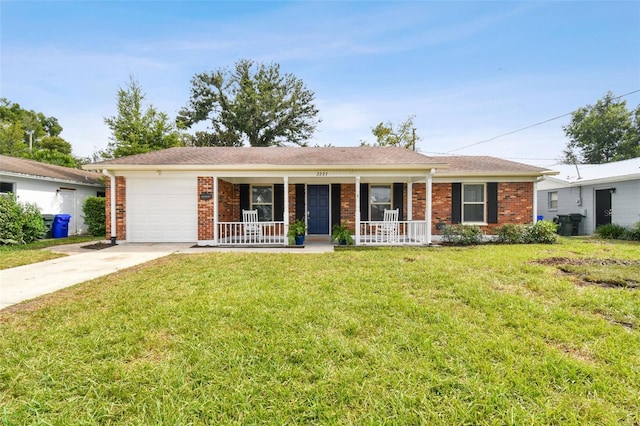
left=307, top=185, right=329, bottom=234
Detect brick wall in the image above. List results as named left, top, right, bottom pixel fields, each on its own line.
left=340, top=184, right=357, bottom=230
left=197, top=177, right=214, bottom=240
left=105, top=176, right=126, bottom=240
left=494, top=182, right=534, bottom=230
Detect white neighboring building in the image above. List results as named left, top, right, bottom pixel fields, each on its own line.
left=0, top=155, right=105, bottom=235
left=537, top=158, right=640, bottom=235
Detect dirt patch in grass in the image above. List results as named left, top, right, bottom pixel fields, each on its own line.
left=534, top=257, right=640, bottom=289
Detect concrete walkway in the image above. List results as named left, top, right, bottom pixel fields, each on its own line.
left=0, top=239, right=334, bottom=310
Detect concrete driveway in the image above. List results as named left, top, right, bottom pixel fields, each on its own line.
left=0, top=243, right=190, bottom=310
left=0, top=240, right=334, bottom=311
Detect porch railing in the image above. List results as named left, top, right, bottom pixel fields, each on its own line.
left=217, top=221, right=286, bottom=246
left=358, top=220, right=429, bottom=245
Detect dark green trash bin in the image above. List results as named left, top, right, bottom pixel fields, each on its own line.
left=557, top=215, right=572, bottom=236
left=42, top=214, right=55, bottom=239
left=569, top=213, right=583, bottom=236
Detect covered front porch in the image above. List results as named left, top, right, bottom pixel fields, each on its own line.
left=198, top=171, right=438, bottom=247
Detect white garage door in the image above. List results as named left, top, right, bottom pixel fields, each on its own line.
left=126, top=178, right=197, bottom=242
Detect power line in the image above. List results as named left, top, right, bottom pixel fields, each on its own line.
left=447, top=89, right=640, bottom=153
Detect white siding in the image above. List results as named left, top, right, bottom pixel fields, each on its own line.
left=0, top=175, right=103, bottom=235
left=126, top=177, right=197, bottom=242
left=538, top=179, right=640, bottom=234
left=608, top=179, right=640, bottom=228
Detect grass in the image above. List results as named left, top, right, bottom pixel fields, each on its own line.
left=1, top=238, right=639, bottom=424
left=0, top=235, right=101, bottom=270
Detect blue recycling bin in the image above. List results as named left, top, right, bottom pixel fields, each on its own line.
left=52, top=214, right=71, bottom=238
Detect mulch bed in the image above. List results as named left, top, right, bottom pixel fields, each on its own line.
left=81, top=243, right=114, bottom=250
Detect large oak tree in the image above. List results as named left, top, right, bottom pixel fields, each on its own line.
left=177, top=59, right=320, bottom=147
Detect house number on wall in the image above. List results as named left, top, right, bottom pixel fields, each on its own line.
left=316, top=171, right=328, bottom=177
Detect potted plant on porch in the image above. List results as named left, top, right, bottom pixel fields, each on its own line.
left=331, top=223, right=354, bottom=245
left=287, top=219, right=306, bottom=245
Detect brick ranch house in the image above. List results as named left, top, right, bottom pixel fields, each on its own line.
left=84, top=146, right=556, bottom=246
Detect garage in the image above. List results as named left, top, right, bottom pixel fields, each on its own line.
left=126, top=177, right=197, bottom=242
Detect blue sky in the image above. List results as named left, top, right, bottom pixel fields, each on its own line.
left=1, top=1, right=639, bottom=167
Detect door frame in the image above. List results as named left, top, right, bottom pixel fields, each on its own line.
left=306, top=184, right=331, bottom=235
left=594, top=188, right=613, bottom=229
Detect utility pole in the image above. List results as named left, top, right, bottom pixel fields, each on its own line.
left=26, top=130, right=34, bottom=151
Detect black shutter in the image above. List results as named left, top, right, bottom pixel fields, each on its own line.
left=360, top=183, right=369, bottom=221
left=487, top=182, right=498, bottom=224
left=295, top=184, right=306, bottom=221
left=393, top=183, right=404, bottom=220
left=451, top=183, right=461, bottom=224
left=239, top=184, right=250, bottom=221
left=331, top=183, right=341, bottom=228
left=274, top=184, right=284, bottom=221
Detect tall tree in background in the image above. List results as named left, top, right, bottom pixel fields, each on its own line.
left=177, top=59, right=320, bottom=147
left=103, top=76, right=182, bottom=158
left=361, top=115, right=420, bottom=150
left=0, top=98, right=77, bottom=167
left=562, top=92, right=640, bottom=164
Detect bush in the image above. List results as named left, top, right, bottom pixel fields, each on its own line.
left=595, top=223, right=627, bottom=239
left=495, top=220, right=558, bottom=244
left=82, top=196, right=106, bottom=237
left=441, top=224, right=483, bottom=245
left=524, top=220, right=558, bottom=244
left=495, top=223, right=525, bottom=244
left=624, top=222, right=640, bottom=241
left=0, top=194, right=45, bottom=245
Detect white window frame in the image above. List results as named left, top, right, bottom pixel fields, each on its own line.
left=250, top=184, right=273, bottom=222
left=462, top=183, right=486, bottom=224
left=548, top=191, right=558, bottom=211
left=369, top=184, right=392, bottom=221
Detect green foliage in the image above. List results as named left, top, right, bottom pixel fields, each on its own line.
left=103, top=76, right=183, bottom=158
left=441, top=224, right=483, bottom=245
left=494, top=223, right=523, bottom=244
left=177, top=59, right=320, bottom=147
left=361, top=115, right=420, bottom=150
left=524, top=220, right=559, bottom=244
left=563, top=91, right=640, bottom=164
left=0, top=99, right=80, bottom=167
left=82, top=196, right=106, bottom=237
left=0, top=193, right=45, bottom=244
left=331, top=222, right=354, bottom=245
left=287, top=219, right=306, bottom=244
left=497, top=221, right=558, bottom=244
left=595, top=222, right=640, bottom=241
left=624, top=222, right=640, bottom=241
left=595, top=223, right=628, bottom=239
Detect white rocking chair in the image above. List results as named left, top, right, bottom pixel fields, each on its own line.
left=242, top=209, right=262, bottom=242
left=377, top=208, right=399, bottom=243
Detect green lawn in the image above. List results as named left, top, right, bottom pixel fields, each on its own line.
left=1, top=239, right=639, bottom=424
left=0, top=236, right=101, bottom=270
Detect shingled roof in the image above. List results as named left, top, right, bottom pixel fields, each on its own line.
left=87, top=146, right=447, bottom=168
left=431, top=155, right=555, bottom=177
left=1, top=155, right=103, bottom=186
left=84, top=147, right=554, bottom=177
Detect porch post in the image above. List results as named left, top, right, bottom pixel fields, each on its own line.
left=407, top=181, right=413, bottom=221
left=283, top=176, right=289, bottom=246
left=213, top=176, right=219, bottom=245
left=532, top=179, right=538, bottom=223
left=355, top=176, right=361, bottom=246
left=426, top=170, right=434, bottom=245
